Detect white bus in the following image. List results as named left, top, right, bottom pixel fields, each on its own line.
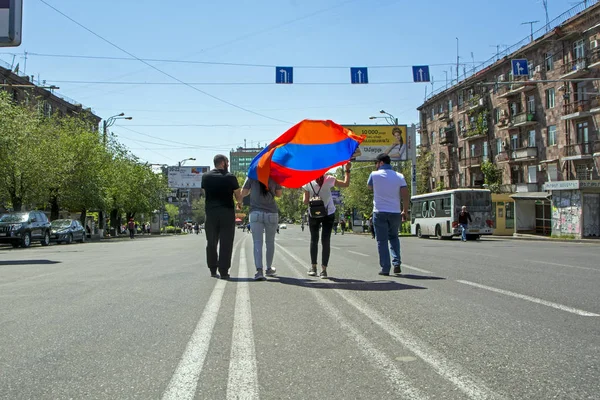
left=410, top=189, right=494, bottom=240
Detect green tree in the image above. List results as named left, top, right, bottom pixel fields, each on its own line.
left=165, top=203, right=179, bottom=226
left=276, top=188, right=304, bottom=222
left=191, top=197, right=206, bottom=224
left=416, top=149, right=434, bottom=194
left=481, top=160, right=502, bottom=193
left=339, top=165, right=373, bottom=218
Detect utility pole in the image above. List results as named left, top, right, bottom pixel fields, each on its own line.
left=522, top=21, right=539, bottom=42
left=456, top=38, right=460, bottom=82
left=542, top=0, right=549, bottom=31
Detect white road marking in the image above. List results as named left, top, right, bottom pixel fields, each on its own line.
left=524, top=259, right=598, bottom=272
left=276, top=245, right=425, bottom=400
left=402, top=265, right=433, bottom=274
left=330, top=245, right=342, bottom=250
left=277, top=244, right=501, bottom=400
left=162, top=242, right=240, bottom=400
left=348, top=250, right=369, bottom=257
left=457, top=280, right=599, bottom=317
left=227, top=244, right=260, bottom=400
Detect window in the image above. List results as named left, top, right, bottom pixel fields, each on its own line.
left=496, top=138, right=503, bottom=155
left=574, top=39, right=585, bottom=60
left=483, top=141, right=489, bottom=160
left=494, top=108, right=500, bottom=124
left=431, top=132, right=435, bottom=145
left=527, top=95, right=535, bottom=114
left=545, top=88, right=555, bottom=109
left=548, top=125, right=557, bottom=146
left=459, top=172, right=465, bottom=187
left=458, top=120, right=464, bottom=133
left=547, top=164, right=558, bottom=181
left=527, top=165, right=538, bottom=184
left=448, top=99, right=453, bottom=114
left=576, top=121, right=589, bottom=144
left=528, top=61, right=534, bottom=79
left=470, top=143, right=476, bottom=157
left=511, top=134, right=519, bottom=150
left=528, top=130, right=536, bottom=147
left=510, top=101, right=519, bottom=116
left=458, top=92, right=464, bottom=106
left=544, top=52, right=554, bottom=71
left=576, top=164, right=590, bottom=180
left=430, top=108, right=435, bottom=120
left=439, top=103, right=444, bottom=114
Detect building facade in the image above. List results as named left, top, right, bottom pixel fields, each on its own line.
left=230, top=147, right=264, bottom=174
left=418, top=2, right=600, bottom=238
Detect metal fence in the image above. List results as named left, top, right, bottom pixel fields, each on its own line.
left=427, top=1, right=593, bottom=100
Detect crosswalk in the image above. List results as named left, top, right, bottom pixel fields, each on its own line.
left=161, top=236, right=508, bottom=400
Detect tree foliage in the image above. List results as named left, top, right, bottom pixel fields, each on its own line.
left=481, top=160, right=502, bottom=193
left=416, top=149, right=434, bottom=194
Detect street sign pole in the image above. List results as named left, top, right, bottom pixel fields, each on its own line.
left=409, top=124, right=417, bottom=196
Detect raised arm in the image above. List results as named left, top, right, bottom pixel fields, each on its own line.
left=334, top=163, right=352, bottom=188
left=400, top=186, right=410, bottom=217
left=303, top=190, right=310, bottom=205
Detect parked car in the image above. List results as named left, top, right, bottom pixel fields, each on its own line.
left=0, top=211, right=52, bottom=248
left=50, top=219, right=86, bottom=244
left=279, top=224, right=287, bottom=229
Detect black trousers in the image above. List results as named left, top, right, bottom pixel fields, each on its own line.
left=205, top=207, right=236, bottom=275
left=309, top=213, right=335, bottom=267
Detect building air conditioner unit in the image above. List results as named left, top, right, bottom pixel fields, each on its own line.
left=591, top=40, right=599, bottom=49
left=498, top=74, right=505, bottom=82
left=535, top=65, right=541, bottom=73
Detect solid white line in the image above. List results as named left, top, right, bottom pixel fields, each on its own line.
left=348, top=250, right=369, bottom=257
left=457, top=280, right=599, bottom=317
left=227, top=244, right=260, bottom=400
left=402, top=265, right=433, bottom=274
left=524, top=259, right=599, bottom=272
left=330, top=245, right=342, bottom=250
left=277, top=244, right=501, bottom=400
left=276, top=244, right=424, bottom=400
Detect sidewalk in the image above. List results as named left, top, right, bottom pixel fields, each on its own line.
left=486, top=233, right=600, bottom=245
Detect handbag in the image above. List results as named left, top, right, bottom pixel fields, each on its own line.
left=309, top=182, right=327, bottom=219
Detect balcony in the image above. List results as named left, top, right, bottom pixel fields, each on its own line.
left=561, top=57, right=589, bottom=79
left=497, top=80, right=534, bottom=99
left=459, top=155, right=484, bottom=168
left=439, top=127, right=455, bottom=145
left=516, top=183, right=541, bottom=193
left=510, top=146, right=538, bottom=162
left=495, top=151, right=510, bottom=162
left=511, top=112, right=537, bottom=127
left=561, top=99, right=600, bottom=120
left=458, top=95, right=485, bottom=114
left=440, top=160, right=456, bottom=172
left=438, top=111, right=450, bottom=121
left=588, top=48, right=600, bottom=69
left=563, top=141, right=599, bottom=160
left=462, top=126, right=488, bottom=141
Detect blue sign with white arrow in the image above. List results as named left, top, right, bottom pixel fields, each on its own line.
left=412, top=65, right=430, bottom=82
left=350, top=67, right=368, bottom=84
left=511, top=59, right=529, bottom=76
left=276, top=66, right=293, bottom=84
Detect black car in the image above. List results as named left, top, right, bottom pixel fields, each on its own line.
left=50, top=219, right=86, bottom=244
left=0, top=211, right=52, bottom=248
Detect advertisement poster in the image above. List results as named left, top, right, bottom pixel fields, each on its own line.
left=343, top=125, right=408, bottom=162
left=167, top=166, right=209, bottom=189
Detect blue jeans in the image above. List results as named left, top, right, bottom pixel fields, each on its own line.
left=460, top=223, right=468, bottom=241
left=373, top=212, right=402, bottom=273
left=249, top=211, right=279, bottom=270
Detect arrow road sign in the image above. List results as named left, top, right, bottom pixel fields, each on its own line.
left=511, top=59, right=529, bottom=76
left=350, top=67, right=368, bottom=84
left=276, top=66, right=293, bottom=84
left=412, top=65, right=430, bottom=82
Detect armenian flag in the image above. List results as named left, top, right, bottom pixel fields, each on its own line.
left=247, top=119, right=365, bottom=188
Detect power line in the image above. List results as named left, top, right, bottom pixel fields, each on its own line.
left=26, top=52, right=486, bottom=69
left=117, top=124, right=287, bottom=127
left=37, top=0, right=291, bottom=124
left=46, top=79, right=425, bottom=86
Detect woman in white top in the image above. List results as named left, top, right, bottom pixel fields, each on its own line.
left=384, top=127, right=407, bottom=160
left=302, top=163, right=351, bottom=278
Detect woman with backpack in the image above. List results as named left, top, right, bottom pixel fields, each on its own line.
left=302, top=163, right=351, bottom=278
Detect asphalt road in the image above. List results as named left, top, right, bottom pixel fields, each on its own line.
left=0, top=228, right=598, bottom=399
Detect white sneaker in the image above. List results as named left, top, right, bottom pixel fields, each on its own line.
left=265, top=268, right=277, bottom=277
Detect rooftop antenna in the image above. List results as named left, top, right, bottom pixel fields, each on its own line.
left=471, top=52, right=475, bottom=72
left=244, top=139, right=247, bottom=148
left=522, top=20, right=540, bottom=42
left=456, top=38, right=460, bottom=82
left=542, top=0, right=549, bottom=31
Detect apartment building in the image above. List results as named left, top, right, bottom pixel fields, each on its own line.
left=230, top=146, right=264, bottom=174
left=418, top=2, right=600, bottom=238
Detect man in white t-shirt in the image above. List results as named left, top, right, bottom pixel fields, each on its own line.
left=367, top=154, right=409, bottom=276
left=302, top=164, right=351, bottom=278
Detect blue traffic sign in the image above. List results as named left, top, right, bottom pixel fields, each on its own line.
left=350, top=67, right=368, bottom=84
left=511, top=59, right=529, bottom=76
left=276, top=66, right=293, bottom=84
left=412, top=65, right=430, bottom=82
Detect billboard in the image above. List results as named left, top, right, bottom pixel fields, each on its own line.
left=344, top=125, right=407, bottom=162
left=167, top=166, right=209, bottom=189
left=0, top=0, right=22, bottom=47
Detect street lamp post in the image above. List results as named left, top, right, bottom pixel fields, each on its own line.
left=176, top=158, right=196, bottom=231
left=99, top=113, right=132, bottom=237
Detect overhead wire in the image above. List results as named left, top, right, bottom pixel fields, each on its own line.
left=37, top=0, right=292, bottom=124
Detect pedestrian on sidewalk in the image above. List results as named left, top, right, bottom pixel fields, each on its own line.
left=368, top=154, right=409, bottom=276
left=458, top=205, right=473, bottom=242
left=340, top=219, right=346, bottom=235
left=242, top=176, right=282, bottom=281
left=302, top=163, right=351, bottom=279
left=127, top=218, right=135, bottom=239
left=202, top=154, right=243, bottom=279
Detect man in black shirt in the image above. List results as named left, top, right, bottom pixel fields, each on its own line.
left=202, top=154, right=243, bottom=279
left=458, top=205, right=472, bottom=242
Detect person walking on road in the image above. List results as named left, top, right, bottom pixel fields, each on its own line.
left=202, top=154, right=243, bottom=279
left=242, top=176, right=283, bottom=281
left=368, top=154, right=409, bottom=276
left=458, top=205, right=473, bottom=242
left=340, top=219, right=346, bottom=235
left=302, top=163, right=351, bottom=278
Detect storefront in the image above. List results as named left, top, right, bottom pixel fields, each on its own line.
left=491, top=193, right=515, bottom=236
left=543, top=180, right=600, bottom=239
left=509, top=192, right=552, bottom=236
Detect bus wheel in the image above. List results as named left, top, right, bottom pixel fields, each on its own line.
left=436, top=225, right=443, bottom=240
left=416, top=225, right=423, bottom=238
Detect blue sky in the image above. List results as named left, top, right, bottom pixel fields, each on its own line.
left=0, top=0, right=584, bottom=167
